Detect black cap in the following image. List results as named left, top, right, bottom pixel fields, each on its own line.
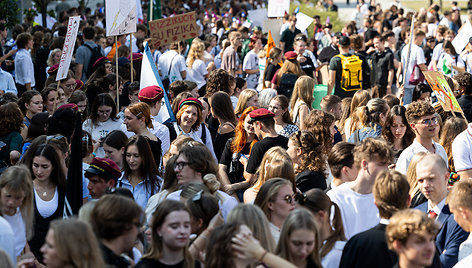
left=339, top=36, right=350, bottom=46
left=334, top=32, right=343, bottom=38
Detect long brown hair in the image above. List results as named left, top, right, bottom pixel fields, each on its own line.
left=276, top=59, right=304, bottom=86
left=0, top=102, right=23, bottom=137
left=289, top=131, right=326, bottom=175
left=439, top=117, right=467, bottom=172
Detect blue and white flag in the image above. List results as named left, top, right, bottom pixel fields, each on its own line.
left=140, top=42, right=176, bottom=123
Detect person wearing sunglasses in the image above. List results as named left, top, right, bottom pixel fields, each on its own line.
left=395, top=101, right=448, bottom=175
left=254, top=178, right=296, bottom=244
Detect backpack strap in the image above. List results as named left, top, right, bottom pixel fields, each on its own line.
left=201, top=124, right=207, bottom=144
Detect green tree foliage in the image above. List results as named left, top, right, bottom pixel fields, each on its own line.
left=0, top=0, right=20, bottom=28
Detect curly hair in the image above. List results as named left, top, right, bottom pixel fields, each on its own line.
left=187, top=41, right=205, bottom=69
left=289, top=131, right=326, bottom=175
left=405, top=101, right=435, bottom=124
left=454, top=72, right=472, bottom=95
left=302, top=110, right=335, bottom=154
left=205, top=69, right=235, bottom=98
left=382, top=105, right=415, bottom=150
left=231, top=106, right=258, bottom=153
left=0, top=102, right=24, bottom=137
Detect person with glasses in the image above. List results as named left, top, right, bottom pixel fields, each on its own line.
left=268, top=95, right=299, bottom=138
left=327, top=138, right=394, bottom=239
left=396, top=101, right=448, bottom=175
left=254, top=178, right=296, bottom=243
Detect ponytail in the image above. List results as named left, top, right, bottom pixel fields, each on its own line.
left=320, top=202, right=346, bottom=257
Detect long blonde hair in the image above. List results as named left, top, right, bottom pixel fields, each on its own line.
left=290, top=76, right=314, bottom=117
left=276, top=60, right=304, bottom=86
left=348, top=90, right=372, bottom=134
left=234, top=89, right=258, bottom=116
left=253, top=147, right=294, bottom=191
left=187, top=41, right=205, bottom=69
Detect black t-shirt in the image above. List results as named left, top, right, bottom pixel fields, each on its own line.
left=136, top=258, right=201, bottom=268
left=299, top=56, right=316, bottom=78
left=280, top=28, right=302, bottom=52
left=458, top=95, right=472, bottom=122
left=214, top=130, right=234, bottom=162
left=370, top=48, right=394, bottom=87
left=355, top=51, right=371, bottom=90
left=100, top=243, right=130, bottom=268
left=328, top=52, right=358, bottom=99
left=423, top=46, right=434, bottom=66
left=318, top=45, right=339, bottom=64
left=219, top=138, right=252, bottom=183
left=264, top=63, right=280, bottom=83
left=246, top=135, right=288, bottom=174
left=296, top=170, right=327, bottom=193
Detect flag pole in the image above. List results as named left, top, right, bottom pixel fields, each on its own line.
left=130, top=33, right=134, bottom=82
left=150, top=0, right=153, bottom=21
left=115, top=36, right=120, bottom=111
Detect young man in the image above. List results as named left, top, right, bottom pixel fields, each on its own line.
left=294, top=35, right=316, bottom=78
left=14, top=33, right=35, bottom=95
left=244, top=108, right=289, bottom=184
left=158, top=40, right=187, bottom=82
left=455, top=72, right=472, bottom=122
left=386, top=209, right=440, bottom=268
left=85, top=157, right=122, bottom=199
left=431, top=29, right=455, bottom=71
left=396, top=101, right=448, bottom=175
left=222, top=31, right=243, bottom=76
left=279, top=15, right=301, bottom=53
left=340, top=170, right=411, bottom=268
left=318, top=31, right=341, bottom=65
left=91, top=195, right=143, bottom=268
left=327, top=142, right=357, bottom=190
left=448, top=180, right=472, bottom=267
left=452, top=122, right=472, bottom=180
left=328, top=36, right=360, bottom=99
left=327, top=138, right=394, bottom=239
left=75, top=26, right=104, bottom=81
left=415, top=154, right=468, bottom=268
left=370, top=35, right=394, bottom=97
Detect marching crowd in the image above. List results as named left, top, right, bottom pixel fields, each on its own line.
left=3, top=0, right=472, bottom=268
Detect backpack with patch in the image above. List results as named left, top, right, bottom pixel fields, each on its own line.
left=277, top=73, right=298, bottom=98
left=83, top=43, right=103, bottom=78
left=336, top=54, right=363, bottom=91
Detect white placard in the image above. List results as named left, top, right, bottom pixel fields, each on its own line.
left=106, top=0, right=137, bottom=36
left=268, top=0, right=290, bottom=18
left=296, top=12, right=313, bottom=33
left=263, top=19, right=283, bottom=46
left=452, top=21, right=472, bottom=53
left=57, top=16, right=80, bottom=81
left=248, top=8, right=267, bottom=28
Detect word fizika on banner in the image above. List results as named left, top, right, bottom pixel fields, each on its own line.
left=149, top=12, right=199, bottom=47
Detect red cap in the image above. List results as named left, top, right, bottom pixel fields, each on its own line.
left=284, top=51, right=297, bottom=60
left=57, top=103, right=78, bottom=111
left=92, top=56, right=111, bottom=69
left=85, top=157, right=122, bottom=181
left=249, top=108, right=274, bottom=122
left=138, top=85, right=164, bottom=103
left=128, top=53, right=143, bottom=61
left=48, top=64, right=59, bottom=75
left=178, top=97, right=203, bottom=111
left=75, top=80, right=84, bottom=91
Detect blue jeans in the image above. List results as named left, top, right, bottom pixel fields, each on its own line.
left=403, top=87, right=414, bottom=105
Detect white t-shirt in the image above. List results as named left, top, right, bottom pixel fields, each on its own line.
left=0, top=216, right=15, bottom=266
left=120, top=118, right=171, bottom=156
left=3, top=209, right=26, bottom=257
left=396, top=139, right=449, bottom=175
left=436, top=52, right=465, bottom=77
left=186, top=59, right=208, bottom=89
left=158, top=50, right=187, bottom=81
left=327, top=182, right=380, bottom=240
left=401, top=43, right=426, bottom=88
left=243, top=50, right=260, bottom=89
left=321, top=240, right=346, bottom=268
left=452, top=124, right=472, bottom=172
left=83, top=118, right=123, bottom=157
left=257, top=57, right=266, bottom=92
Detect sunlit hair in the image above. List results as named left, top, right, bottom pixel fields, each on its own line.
left=125, top=102, right=154, bottom=129
left=297, top=189, right=345, bottom=257
left=338, top=97, right=352, bottom=137
left=144, top=200, right=195, bottom=268
left=47, top=48, right=61, bottom=66
left=353, top=138, right=394, bottom=168
left=0, top=165, right=34, bottom=240
left=374, top=170, right=410, bottom=219
left=272, top=95, right=293, bottom=124
left=227, top=204, right=276, bottom=252
left=439, top=117, right=467, bottom=172
left=49, top=218, right=105, bottom=267
left=254, top=178, right=293, bottom=221
left=348, top=90, right=371, bottom=134
left=234, top=89, right=258, bottom=116
left=231, top=106, right=258, bottom=153
left=206, top=69, right=235, bottom=98
left=253, top=147, right=294, bottom=192
left=447, top=180, right=472, bottom=211
left=289, top=131, right=326, bottom=175
left=290, top=76, right=315, bottom=115
left=386, top=209, right=440, bottom=250
left=353, top=98, right=389, bottom=132
left=176, top=104, right=204, bottom=132
left=276, top=60, right=304, bottom=86
left=275, top=208, right=322, bottom=268
left=302, top=109, right=335, bottom=154
left=406, top=152, right=429, bottom=198
left=382, top=105, right=415, bottom=149
left=187, top=41, right=205, bottom=69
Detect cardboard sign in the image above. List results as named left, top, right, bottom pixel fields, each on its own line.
left=57, top=16, right=80, bottom=81
left=149, top=12, right=199, bottom=47
left=268, top=0, right=290, bottom=18
left=106, top=0, right=137, bottom=36
left=423, top=71, right=463, bottom=113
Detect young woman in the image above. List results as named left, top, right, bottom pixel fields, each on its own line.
left=348, top=98, right=389, bottom=143
left=210, top=92, right=237, bottom=160
left=46, top=48, right=61, bottom=75
left=272, top=52, right=305, bottom=94
left=218, top=107, right=258, bottom=200
left=82, top=93, right=123, bottom=157
left=437, top=40, right=465, bottom=77
left=288, top=131, right=327, bottom=192
left=59, top=73, right=77, bottom=102
left=234, top=89, right=259, bottom=118
left=412, top=83, right=433, bottom=103
left=406, top=152, right=428, bottom=208
left=297, top=189, right=346, bottom=268
left=344, top=90, right=371, bottom=139
left=119, top=135, right=162, bottom=209
left=269, top=95, right=299, bottom=138
left=382, top=105, right=415, bottom=160
left=137, top=200, right=197, bottom=268
left=123, top=102, right=162, bottom=167
left=263, top=47, right=283, bottom=88
left=186, top=191, right=219, bottom=236
left=290, top=76, right=315, bottom=129
left=41, top=87, right=59, bottom=114
left=18, top=90, right=43, bottom=128
left=243, top=37, right=263, bottom=89
left=0, top=165, right=34, bottom=258
left=40, top=218, right=104, bottom=268
left=303, top=110, right=336, bottom=155
left=0, top=103, right=24, bottom=170
left=276, top=208, right=322, bottom=268
left=102, top=130, right=128, bottom=170
left=187, top=41, right=209, bottom=91
left=254, top=178, right=296, bottom=243
left=439, top=117, right=468, bottom=172
left=244, top=147, right=295, bottom=204
left=28, top=144, right=66, bottom=264
left=68, top=90, right=88, bottom=122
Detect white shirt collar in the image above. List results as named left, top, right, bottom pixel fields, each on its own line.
left=379, top=218, right=390, bottom=225
left=428, top=197, right=446, bottom=218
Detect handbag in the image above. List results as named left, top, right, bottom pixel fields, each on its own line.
left=408, top=64, right=425, bottom=86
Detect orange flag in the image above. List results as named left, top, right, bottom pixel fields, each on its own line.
left=266, top=30, right=275, bottom=59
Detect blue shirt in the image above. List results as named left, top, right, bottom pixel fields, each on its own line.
left=348, top=124, right=382, bottom=143
left=118, top=175, right=163, bottom=209
left=0, top=68, right=17, bottom=95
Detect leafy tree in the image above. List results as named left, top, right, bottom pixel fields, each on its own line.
left=0, top=0, right=20, bottom=28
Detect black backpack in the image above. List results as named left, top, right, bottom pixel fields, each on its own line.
left=277, top=73, right=298, bottom=98
left=83, top=43, right=103, bottom=78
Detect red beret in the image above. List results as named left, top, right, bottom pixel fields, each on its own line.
left=85, top=157, right=122, bottom=181
left=92, top=56, right=111, bottom=69
left=48, top=64, right=59, bottom=75
left=138, top=85, right=164, bottom=103
left=128, top=53, right=143, bottom=61
left=75, top=80, right=84, bottom=91
left=284, top=51, right=297, bottom=61
left=57, top=103, right=78, bottom=111
left=179, top=97, right=203, bottom=111
left=249, top=108, right=274, bottom=122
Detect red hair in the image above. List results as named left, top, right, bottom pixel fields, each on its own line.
left=231, top=106, right=258, bottom=154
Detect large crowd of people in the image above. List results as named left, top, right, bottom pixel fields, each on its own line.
left=2, top=0, right=472, bottom=267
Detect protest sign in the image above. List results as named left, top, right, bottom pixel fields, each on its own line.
left=268, top=0, right=290, bottom=18
left=263, top=19, right=283, bottom=46
left=106, top=0, right=137, bottom=36
left=296, top=12, right=313, bottom=33
left=423, top=71, right=464, bottom=114
left=149, top=12, right=199, bottom=47
left=452, top=21, right=472, bottom=53
left=56, top=16, right=80, bottom=81
left=248, top=8, right=267, bottom=28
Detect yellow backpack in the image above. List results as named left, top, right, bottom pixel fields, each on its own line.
left=336, top=54, right=363, bottom=91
